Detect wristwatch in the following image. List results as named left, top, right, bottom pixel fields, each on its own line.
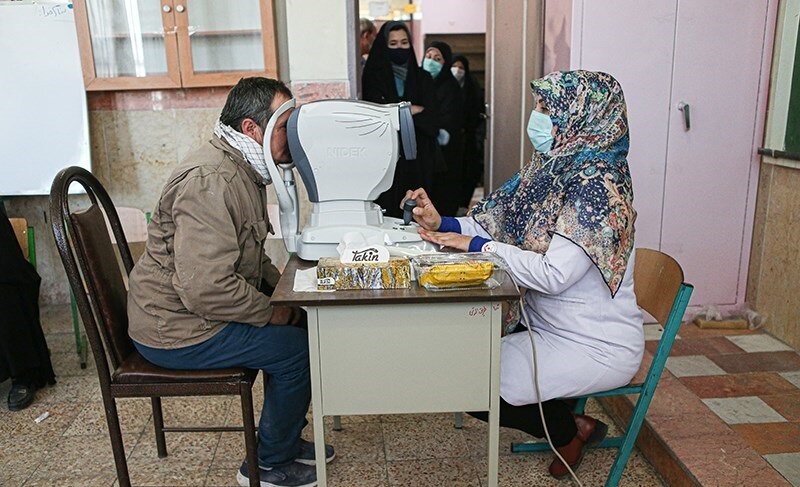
left=481, top=241, right=497, bottom=253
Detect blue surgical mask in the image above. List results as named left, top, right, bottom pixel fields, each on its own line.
left=422, top=58, right=443, bottom=78
left=527, top=110, right=554, bottom=153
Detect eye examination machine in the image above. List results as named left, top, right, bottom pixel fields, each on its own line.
left=262, top=98, right=435, bottom=260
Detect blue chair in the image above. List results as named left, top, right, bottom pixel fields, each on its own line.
left=510, top=248, right=694, bottom=487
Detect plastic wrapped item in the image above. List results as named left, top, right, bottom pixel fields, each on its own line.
left=316, top=256, right=411, bottom=291
left=412, top=253, right=509, bottom=291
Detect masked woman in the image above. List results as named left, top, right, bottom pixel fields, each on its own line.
left=423, top=41, right=465, bottom=217
left=362, top=21, right=440, bottom=218
left=405, top=71, right=643, bottom=479
left=451, top=54, right=485, bottom=210
left=0, top=204, right=56, bottom=411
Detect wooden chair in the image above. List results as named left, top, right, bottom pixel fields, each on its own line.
left=70, top=206, right=149, bottom=369
left=9, top=217, right=36, bottom=267
left=510, top=248, right=694, bottom=487
left=49, top=166, right=261, bottom=487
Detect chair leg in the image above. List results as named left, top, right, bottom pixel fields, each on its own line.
left=332, top=415, right=342, bottom=431
left=604, top=396, right=651, bottom=487
left=453, top=412, right=464, bottom=429
left=104, top=396, right=131, bottom=487
left=241, top=386, right=260, bottom=487
left=151, top=397, right=168, bottom=458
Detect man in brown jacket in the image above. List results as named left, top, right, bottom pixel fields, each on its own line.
left=128, top=78, right=332, bottom=487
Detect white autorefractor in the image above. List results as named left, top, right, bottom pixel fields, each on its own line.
left=261, top=98, right=436, bottom=261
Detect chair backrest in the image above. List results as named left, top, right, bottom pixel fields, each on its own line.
left=633, top=248, right=694, bottom=384
left=9, top=218, right=29, bottom=261
left=633, top=248, right=685, bottom=325
left=50, top=167, right=137, bottom=381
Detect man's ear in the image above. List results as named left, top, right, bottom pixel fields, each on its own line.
left=240, top=118, right=264, bottom=145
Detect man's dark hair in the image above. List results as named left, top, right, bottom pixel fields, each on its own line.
left=220, top=77, right=292, bottom=133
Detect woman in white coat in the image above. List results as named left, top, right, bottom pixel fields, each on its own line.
left=406, top=70, right=643, bottom=479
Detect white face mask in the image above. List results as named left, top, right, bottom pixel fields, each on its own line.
left=451, top=67, right=465, bottom=82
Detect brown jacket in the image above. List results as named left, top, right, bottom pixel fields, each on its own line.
left=128, top=135, right=281, bottom=349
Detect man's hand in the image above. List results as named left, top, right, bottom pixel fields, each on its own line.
left=418, top=229, right=472, bottom=252
left=410, top=105, right=425, bottom=115
left=401, top=188, right=441, bottom=230
left=270, top=306, right=302, bottom=325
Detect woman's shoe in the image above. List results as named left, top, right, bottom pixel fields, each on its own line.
left=547, top=413, right=608, bottom=479
left=7, top=383, right=37, bottom=411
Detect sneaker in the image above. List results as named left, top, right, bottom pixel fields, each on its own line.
left=295, top=439, right=335, bottom=466
left=236, top=461, right=317, bottom=487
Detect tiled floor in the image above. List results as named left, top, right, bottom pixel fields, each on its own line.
left=0, top=305, right=665, bottom=487
left=644, top=322, right=800, bottom=486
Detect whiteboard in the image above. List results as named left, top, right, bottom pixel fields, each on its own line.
left=0, top=1, right=90, bottom=196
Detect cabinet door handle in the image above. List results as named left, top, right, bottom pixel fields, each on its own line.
left=175, top=4, right=185, bottom=13
left=677, top=102, right=691, bottom=131
left=162, top=5, right=171, bottom=13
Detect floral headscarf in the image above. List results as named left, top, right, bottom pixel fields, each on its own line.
left=470, top=70, right=635, bottom=296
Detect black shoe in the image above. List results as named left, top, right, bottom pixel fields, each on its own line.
left=8, top=383, right=37, bottom=411
left=236, top=460, right=317, bottom=487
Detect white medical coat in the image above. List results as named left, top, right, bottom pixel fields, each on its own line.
left=457, top=217, right=644, bottom=406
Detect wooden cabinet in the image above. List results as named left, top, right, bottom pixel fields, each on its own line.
left=74, top=0, right=278, bottom=90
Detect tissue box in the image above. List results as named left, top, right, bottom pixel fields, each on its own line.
left=316, top=257, right=411, bottom=290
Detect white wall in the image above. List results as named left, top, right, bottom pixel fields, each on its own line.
left=422, top=0, right=485, bottom=34
left=284, top=0, right=350, bottom=81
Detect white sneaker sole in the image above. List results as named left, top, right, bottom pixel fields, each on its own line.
left=295, top=452, right=336, bottom=466
left=236, top=471, right=317, bottom=487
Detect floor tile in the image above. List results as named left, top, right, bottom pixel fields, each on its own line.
left=765, top=453, right=800, bottom=486
left=387, top=458, right=480, bottom=486
left=8, top=401, right=84, bottom=437
left=383, top=419, right=470, bottom=461
left=781, top=371, right=800, bottom=389
left=129, top=431, right=219, bottom=466
left=35, top=376, right=100, bottom=404
left=317, top=423, right=386, bottom=463
left=160, top=396, right=232, bottom=428
left=25, top=434, right=129, bottom=482
left=682, top=336, right=747, bottom=355
left=646, top=337, right=695, bottom=356
left=726, top=334, right=794, bottom=353
left=679, top=372, right=798, bottom=398
left=665, top=355, right=727, bottom=378
left=64, top=398, right=152, bottom=436
left=211, top=432, right=247, bottom=469
left=49, top=351, right=97, bottom=378
left=119, top=462, right=210, bottom=487
left=643, top=324, right=664, bottom=341
left=702, top=396, right=787, bottom=424
left=204, top=468, right=239, bottom=487
left=731, top=422, right=800, bottom=455
left=709, top=351, right=800, bottom=374
left=328, top=461, right=389, bottom=487
left=761, top=393, right=800, bottom=422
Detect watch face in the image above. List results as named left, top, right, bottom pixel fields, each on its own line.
left=482, top=242, right=497, bottom=253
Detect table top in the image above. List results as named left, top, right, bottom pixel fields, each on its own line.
left=270, top=256, right=521, bottom=307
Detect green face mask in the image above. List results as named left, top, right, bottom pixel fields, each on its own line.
left=422, top=58, right=443, bottom=78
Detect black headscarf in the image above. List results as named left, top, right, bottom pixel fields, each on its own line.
left=363, top=21, right=430, bottom=106
left=425, top=41, right=457, bottom=88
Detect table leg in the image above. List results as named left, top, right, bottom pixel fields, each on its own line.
left=307, top=308, right=328, bottom=487
left=487, top=303, right=502, bottom=487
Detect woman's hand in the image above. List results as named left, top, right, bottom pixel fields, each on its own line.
left=418, top=229, right=472, bottom=252
left=410, top=105, right=425, bottom=115
left=401, top=188, right=441, bottom=230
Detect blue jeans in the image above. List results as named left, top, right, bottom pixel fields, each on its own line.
left=134, top=322, right=311, bottom=467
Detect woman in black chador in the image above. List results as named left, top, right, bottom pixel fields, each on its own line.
left=0, top=203, right=55, bottom=411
